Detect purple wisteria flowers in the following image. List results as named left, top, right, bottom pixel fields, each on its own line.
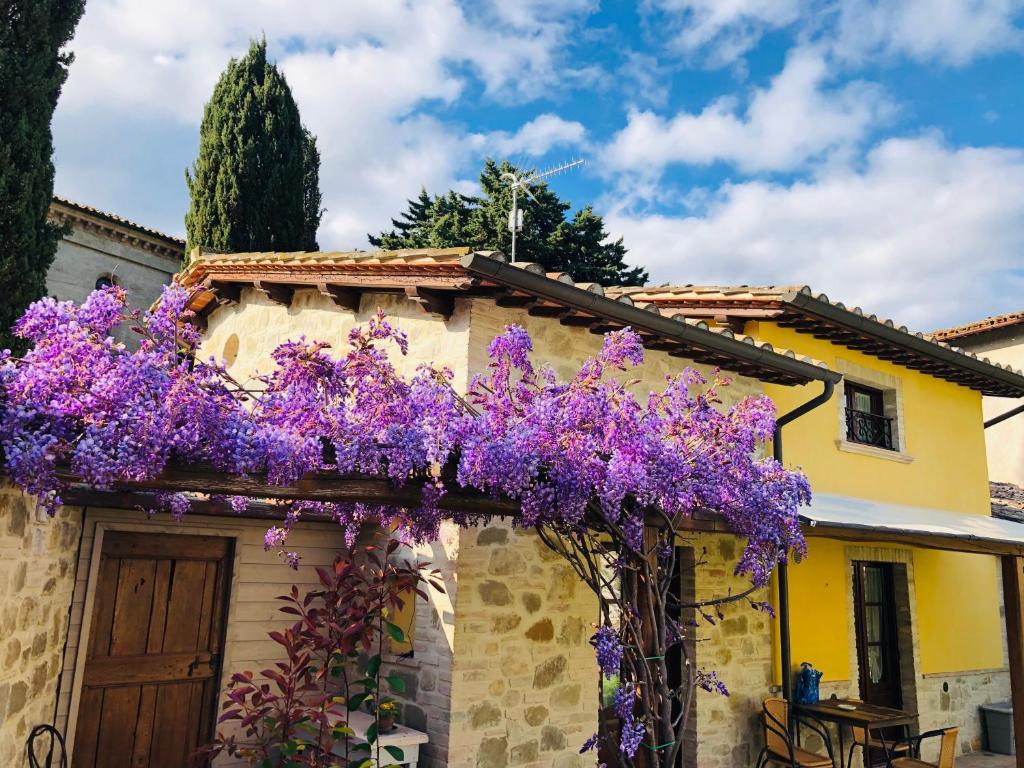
left=0, top=285, right=815, bottom=764
left=0, top=285, right=809, bottom=585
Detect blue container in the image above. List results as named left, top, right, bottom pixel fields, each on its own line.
left=795, top=662, right=822, bottom=705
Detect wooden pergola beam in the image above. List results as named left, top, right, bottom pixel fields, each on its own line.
left=1001, top=555, right=1024, bottom=767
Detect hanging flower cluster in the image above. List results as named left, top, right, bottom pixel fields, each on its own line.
left=0, top=284, right=809, bottom=585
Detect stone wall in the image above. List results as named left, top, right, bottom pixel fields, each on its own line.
left=691, top=533, right=777, bottom=768
left=447, top=521, right=598, bottom=768
left=0, top=488, right=81, bottom=766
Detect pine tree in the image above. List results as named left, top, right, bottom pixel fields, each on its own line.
left=369, top=160, right=648, bottom=286
left=0, top=0, right=86, bottom=353
left=185, top=39, right=322, bottom=255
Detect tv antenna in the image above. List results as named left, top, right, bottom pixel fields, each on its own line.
left=502, top=158, right=585, bottom=263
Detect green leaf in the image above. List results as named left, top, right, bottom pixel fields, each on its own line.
left=366, top=720, right=379, bottom=746
left=347, top=692, right=370, bottom=711
left=386, top=673, right=407, bottom=693
left=384, top=745, right=406, bottom=761
left=385, top=622, right=406, bottom=644
left=351, top=759, right=373, bottom=768
left=366, top=653, right=382, bottom=678
left=331, top=725, right=355, bottom=738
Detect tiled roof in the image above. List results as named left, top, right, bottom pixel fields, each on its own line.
left=180, top=248, right=837, bottom=388
left=606, top=284, right=1024, bottom=397
left=181, top=247, right=472, bottom=287
left=51, top=196, right=185, bottom=248
left=931, top=310, right=1024, bottom=343
left=992, top=481, right=1024, bottom=523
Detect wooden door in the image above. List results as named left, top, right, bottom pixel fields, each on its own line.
left=853, top=561, right=903, bottom=709
left=73, top=532, right=233, bottom=768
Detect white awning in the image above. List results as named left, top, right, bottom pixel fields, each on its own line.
left=799, top=493, right=1024, bottom=555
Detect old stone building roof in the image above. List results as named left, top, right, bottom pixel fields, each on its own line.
left=181, top=247, right=840, bottom=388
left=603, top=284, right=1024, bottom=397
left=50, top=196, right=185, bottom=261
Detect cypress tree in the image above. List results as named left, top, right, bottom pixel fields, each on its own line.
left=0, top=0, right=86, bottom=353
left=185, top=39, right=321, bottom=255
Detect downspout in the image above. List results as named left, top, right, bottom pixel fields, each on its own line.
left=773, top=380, right=836, bottom=701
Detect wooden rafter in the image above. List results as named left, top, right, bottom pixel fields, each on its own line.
left=404, top=287, right=455, bottom=319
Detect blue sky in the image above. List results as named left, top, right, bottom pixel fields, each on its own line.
left=52, top=0, right=1024, bottom=329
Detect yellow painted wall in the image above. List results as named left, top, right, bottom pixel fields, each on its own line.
left=756, top=323, right=991, bottom=515
left=754, top=323, right=1003, bottom=677
left=782, top=539, right=851, bottom=683
left=914, top=549, right=1004, bottom=672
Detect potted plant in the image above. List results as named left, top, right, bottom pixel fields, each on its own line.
left=376, top=700, right=399, bottom=732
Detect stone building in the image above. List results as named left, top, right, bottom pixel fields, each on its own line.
left=0, top=248, right=833, bottom=767
left=4, top=248, right=1024, bottom=767
left=47, top=197, right=184, bottom=341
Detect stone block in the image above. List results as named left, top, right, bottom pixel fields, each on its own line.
left=525, top=619, right=554, bottom=642
left=510, top=739, right=538, bottom=764
left=478, top=580, right=513, bottom=606
left=469, top=700, right=502, bottom=729
left=532, top=655, right=567, bottom=689
left=476, top=735, right=509, bottom=768
left=476, top=527, right=508, bottom=546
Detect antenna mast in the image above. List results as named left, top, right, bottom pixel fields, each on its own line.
left=502, top=158, right=585, bottom=263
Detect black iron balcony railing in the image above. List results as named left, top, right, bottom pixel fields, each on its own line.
left=845, top=408, right=895, bottom=450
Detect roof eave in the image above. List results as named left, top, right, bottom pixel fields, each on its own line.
left=463, top=253, right=840, bottom=387
left=782, top=290, right=1024, bottom=397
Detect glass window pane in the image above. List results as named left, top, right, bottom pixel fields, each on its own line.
left=868, top=646, right=884, bottom=684
left=865, top=605, right=882, bottom=643
left=864, top=567, right=883, bottom=602
left=853, top=390, right=874, bottom=412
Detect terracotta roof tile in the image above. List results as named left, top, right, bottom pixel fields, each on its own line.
left=931, top=310, right=1024, bottom=342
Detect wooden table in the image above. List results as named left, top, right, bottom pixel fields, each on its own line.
left=795, top=699, right=918, bottom=768
left=329, top=710, right=429, bottom=767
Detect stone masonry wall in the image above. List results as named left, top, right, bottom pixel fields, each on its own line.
left=692, top=533, right=777, bottom=768
left=0, top=488, right=81, bottom=766
left=447, top=520, right=598, bottom=768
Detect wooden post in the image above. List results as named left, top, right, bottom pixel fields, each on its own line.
left=633, top=523, right=660, bottom=768
left=1000, top=555, right=1024, bottom=768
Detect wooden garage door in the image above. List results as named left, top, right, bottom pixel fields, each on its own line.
left=73, top=531, right=233, bottom=768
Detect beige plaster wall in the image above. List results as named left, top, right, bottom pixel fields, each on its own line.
left=0, top=488, right=81, bottom=766
left=954, top=330, right=1024, bottom=487
left=200, top=288, right=473, bottom=393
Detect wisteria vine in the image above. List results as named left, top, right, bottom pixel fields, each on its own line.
left=0, top=285, right=812, bottom=767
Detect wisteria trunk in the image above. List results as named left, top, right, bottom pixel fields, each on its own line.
left=537, top=509, right=713, bottom=768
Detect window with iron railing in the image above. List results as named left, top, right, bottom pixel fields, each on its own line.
left=845, top=383, right=895, bottom=450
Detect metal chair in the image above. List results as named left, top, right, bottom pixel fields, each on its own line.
left=844, top=698, right=912, bottom=767
left=755, top=697, right=836, bottom=768
left=27, top=724, right=67, bottom=768
left=890, top=727, right=959, bottom=768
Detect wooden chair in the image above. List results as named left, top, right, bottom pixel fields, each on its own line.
left=844, top=699, right=911, bottom=767
left=890, top=727, right=959, bottom=768
left=755, top=698, right=836, bottom=768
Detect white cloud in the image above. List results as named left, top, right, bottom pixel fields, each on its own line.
left=832, top=0, right=1024, bottom=65
left=648, top=0, right=803, bottom=65
left=602, top=48, right=892, bottom=177
left=605, top=136, right=1024, bottom=329
left=53, top=0, right=596, bottom=247
left=647, top=0, right=1024, bottom=68
left=480, top=114, right=587, bottom=158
